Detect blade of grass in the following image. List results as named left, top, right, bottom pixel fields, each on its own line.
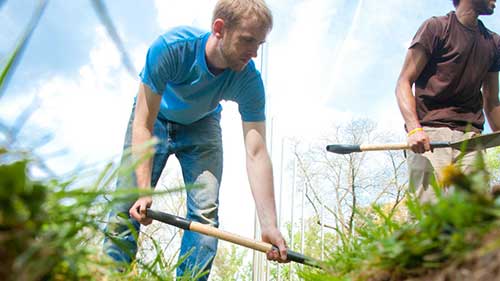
left=0, top=0, right=48, bottom=99
left=91, top=0, right=138, bottom=78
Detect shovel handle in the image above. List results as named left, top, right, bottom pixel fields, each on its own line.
left=326, top=142, right=453, bottom=154
left=326, top=143, right=410, bottom=154
left=191, top=221, right=320, bottom=267
left=146, top=209, right=321, bottom=268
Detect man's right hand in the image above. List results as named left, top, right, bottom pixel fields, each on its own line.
left=408, top=129, right=431, bottom=154
left=261, top=226, right=289, bottom=263
left=129, top=196, right=153, bottom=225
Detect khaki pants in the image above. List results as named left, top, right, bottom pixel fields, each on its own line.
left=407, top=127, right=480, bottom=203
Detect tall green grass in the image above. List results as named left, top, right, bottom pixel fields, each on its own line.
left=302, top=154, right=500, bottom=280
left=0, top=0, right=48, bottom=99
left=0, top=2, right=196, bottom=279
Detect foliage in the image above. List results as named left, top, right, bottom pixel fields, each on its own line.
left=1, top=150, right=109, bottom=280
left=486, top=147, right=500, bottom=184
left=211, top=243, right=252, bottom=281
left=301, top=153, right=500, bottom=281
left=0, top=145, right=204, bottom=280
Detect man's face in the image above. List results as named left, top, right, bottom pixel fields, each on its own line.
left=473, top=0, right=496, bottom=15
left=219, top=18, right=269, bottom=72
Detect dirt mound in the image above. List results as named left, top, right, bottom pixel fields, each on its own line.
left=407, top=230, right=500, bottom=281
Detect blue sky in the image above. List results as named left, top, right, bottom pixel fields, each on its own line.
left=1, top=0, right=499, bottom=241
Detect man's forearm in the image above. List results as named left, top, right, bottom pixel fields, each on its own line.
left=396, top=80, right=422, bottom=130
left=246, top=151, right=278, bottom=230
left=131, top=83, right=162, bottom=190
left=132, top=123, right=154, bottom=190
left=485, top=105, right=500, bottom=132
left=483, top=73, right=500, bottom=132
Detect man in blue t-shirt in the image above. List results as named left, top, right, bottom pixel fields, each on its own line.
left=104, top=0, right=288, bottom=279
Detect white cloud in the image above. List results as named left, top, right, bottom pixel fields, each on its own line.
left=266, top=0, right=344, bottom=137
left=2, top=25, right=145, bottom=174
left=154, top=0, right=217, bottom=30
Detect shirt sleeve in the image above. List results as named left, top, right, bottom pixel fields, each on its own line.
left=139, top=37, right=178, bottom=95
left=409, top=17, right=443, bottom=57
left=236, top=71, right=266, bottom=122
left=489, top=34, right=500, bottom=72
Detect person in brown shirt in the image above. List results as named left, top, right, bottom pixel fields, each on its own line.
left=396, top=0, right=500, bottom=201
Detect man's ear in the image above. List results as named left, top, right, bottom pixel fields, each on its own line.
left=212, top=18, right=225, bottom=39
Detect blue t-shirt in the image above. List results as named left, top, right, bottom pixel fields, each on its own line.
left=139, top=26, right=266, bottom=125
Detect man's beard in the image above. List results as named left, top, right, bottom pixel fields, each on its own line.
left=479, top=6, right=494, bottom=15
left=219, top=41, right=246, bottom=72
left=475, top=0, right=495, bottom=15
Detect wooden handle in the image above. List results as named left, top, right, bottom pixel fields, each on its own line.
left=326, top=141, right=460, bottom=155
left=191, top=222, right=320, bottom=268
left=327, top=143, right=409, bottom=154
left=190, top=222, right=273, bottom=253
left=359, top=143, right=410, bottom=151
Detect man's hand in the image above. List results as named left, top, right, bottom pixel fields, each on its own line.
left=408, top=129, right=431, bottom=154
left=129, top=196, right=153, bottom=225
left=261, top=226, right=289, bottom=263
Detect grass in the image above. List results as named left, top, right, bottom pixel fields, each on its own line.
left=0, top=0, right=48, bottom=99
left=301, top=153, right=500, bottom=281
left=0, top=145, right=207, bottom=280
left=0, top=2, right=203, bottom=278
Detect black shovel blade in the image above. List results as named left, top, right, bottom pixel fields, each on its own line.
left=449, top=131, right=500, bottom=151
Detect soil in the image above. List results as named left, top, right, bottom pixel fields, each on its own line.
left=405, top=230, right=500, bottom=281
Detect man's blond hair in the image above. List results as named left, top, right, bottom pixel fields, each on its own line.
left=212, top=0, right=273, bottom=31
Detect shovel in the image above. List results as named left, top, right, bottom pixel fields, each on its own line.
left=146, top=208, right=322, bottom=269
left=326, top=131, right=500, bottom=154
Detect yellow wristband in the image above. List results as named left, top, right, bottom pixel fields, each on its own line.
left=407, top=127, right=423, bottom=137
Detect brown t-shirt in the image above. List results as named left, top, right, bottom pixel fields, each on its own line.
left=410, top=12, right=500, bottom=132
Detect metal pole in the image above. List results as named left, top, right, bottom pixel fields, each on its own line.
left=277, top=137, right=286, bottom=281
left=289, top=159, right=296, bottom=280
left=252, top=214, right=263, bottom=281
left=266, top=260, right=270, bottom=281
left=335, top=205, right=340, bottom=247
left=265, top=118, right=275, bottom=281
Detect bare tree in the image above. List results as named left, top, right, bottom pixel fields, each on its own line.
left=286, top=119, right=408, bottom=240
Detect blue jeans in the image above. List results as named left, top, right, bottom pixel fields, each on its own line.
left=103, top=107, right=223, bottom=280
